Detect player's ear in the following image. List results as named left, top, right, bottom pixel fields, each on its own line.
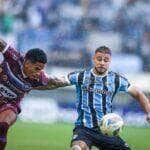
left=24, top=59, right=31, bottom=67
left=93, top=54, right=96, bottom=62
left=92, top=54, right=95, bottom=61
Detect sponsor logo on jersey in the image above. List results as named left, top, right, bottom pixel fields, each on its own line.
left=82, top=86, right=111, bottom=95
left=0, top=84, right=17, bottom=99
left=6, top=81, right=24, bottom=94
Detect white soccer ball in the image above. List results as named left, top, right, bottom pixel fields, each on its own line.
left=100, top=113, right=124, bottom=136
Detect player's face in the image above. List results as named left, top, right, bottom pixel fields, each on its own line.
left=93, top=52, right=111, bottom=75
left=23, top=60, right=45, bottom=80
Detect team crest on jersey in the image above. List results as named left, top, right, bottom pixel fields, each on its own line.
left=12, top=55, right=18, bottom=60
left=104, top=81, right=112, bottom=87
left=10, top=49, right=19, bottom=60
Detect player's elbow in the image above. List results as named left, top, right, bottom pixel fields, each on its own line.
left=135, top=90, right=144, bottom=101
left=128, top=86, right=143, bottom=100
left=133, top=90, right=146, bottom=104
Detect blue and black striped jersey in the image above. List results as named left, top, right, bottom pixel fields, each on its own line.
left=68, top=69, right=130, bottom=128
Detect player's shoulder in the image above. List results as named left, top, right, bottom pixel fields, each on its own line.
left=69, top=69, right=86, bottom=76
left=109, top=71, right=128, bottom=80
left=4, top=45, right=21, bottom=60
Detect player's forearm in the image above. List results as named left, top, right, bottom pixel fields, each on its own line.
left=136, top=92, right=150, bottom=114
left=47, top=76, right=71, bottom=89
left=128, top=86, right=150, bottom=114
left=0, top=38, right=7, bottom=52
left=35, top=76, right=71, bottom=90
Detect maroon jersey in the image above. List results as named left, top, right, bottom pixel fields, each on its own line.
left=0, top=46, right=49, bottom=113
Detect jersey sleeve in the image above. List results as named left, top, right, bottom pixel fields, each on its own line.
left=2, top=45, right=21, bottom=61
left=118, top=76, right=130, bottom=92
left=68, top=70, right=84, bottom=85
left=68, top=71, right=79, bottom=85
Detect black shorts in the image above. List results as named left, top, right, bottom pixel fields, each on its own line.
left=71, top=126, right=131, bottom=150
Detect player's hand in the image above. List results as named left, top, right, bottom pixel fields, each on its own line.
left=146, top=113, right=150, bottom=122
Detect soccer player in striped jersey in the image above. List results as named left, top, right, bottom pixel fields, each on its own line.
left=0, top=38, right=69, bottom=150
left=68, top=46, right=150, bottom=150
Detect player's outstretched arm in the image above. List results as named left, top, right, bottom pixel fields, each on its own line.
left=0, top=38, right=7, bottom=52
left=128, top=85, right=150, bottom=122
left=34, top=76, right=71, bottom=90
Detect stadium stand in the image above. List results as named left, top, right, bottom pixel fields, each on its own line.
left=0, top=0, right=149, bottom=71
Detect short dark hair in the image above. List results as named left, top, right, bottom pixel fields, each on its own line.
left=95, top=46, right=111, bottom=55
left=25, top=48, right=47, bottom=64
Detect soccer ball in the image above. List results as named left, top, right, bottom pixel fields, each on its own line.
left=100, top=113, right=124, bottom=136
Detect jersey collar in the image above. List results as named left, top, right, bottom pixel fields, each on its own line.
left=91, top=68, right=108, bottom=77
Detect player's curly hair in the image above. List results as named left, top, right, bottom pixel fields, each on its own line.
left=25, top=48, right=47, bottom=64
left=95, top=46, right=111, bottom=55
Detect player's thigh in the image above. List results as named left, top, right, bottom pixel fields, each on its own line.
left=71, top=140, right=90, bottom=150
left=98, top=135, right=130, bottom=150
left=71, top=126, right=93, bottom=149
left=0, top=109, right=17, bottom=126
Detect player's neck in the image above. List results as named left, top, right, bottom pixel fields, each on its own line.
left=92, top=68, right=108, bottom=77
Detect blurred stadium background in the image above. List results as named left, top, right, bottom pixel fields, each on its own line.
left=0, top=0, right=150, bottom=149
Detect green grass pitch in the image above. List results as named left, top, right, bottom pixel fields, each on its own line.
left=6, top=121, right=150, bottom=150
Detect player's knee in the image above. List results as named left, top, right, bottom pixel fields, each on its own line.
left=0, top=109, right=17, bottom=126
left=71, top=145, right=82, bottom=150
left=71, top=141, right=89, bottom=150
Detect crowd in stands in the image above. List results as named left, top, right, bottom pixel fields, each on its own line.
left=0, top=0, right=149, bottom=71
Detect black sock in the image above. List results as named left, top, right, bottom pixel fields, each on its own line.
left=0, top=122, right=9, bottom=150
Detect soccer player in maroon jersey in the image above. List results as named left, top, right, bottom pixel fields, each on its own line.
left=0, top=38, right=69, bottom=150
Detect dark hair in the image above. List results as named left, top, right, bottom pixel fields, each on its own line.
left=25, top=48, right=47, bottom=64
left=95, top=46, right=111, bottom=55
